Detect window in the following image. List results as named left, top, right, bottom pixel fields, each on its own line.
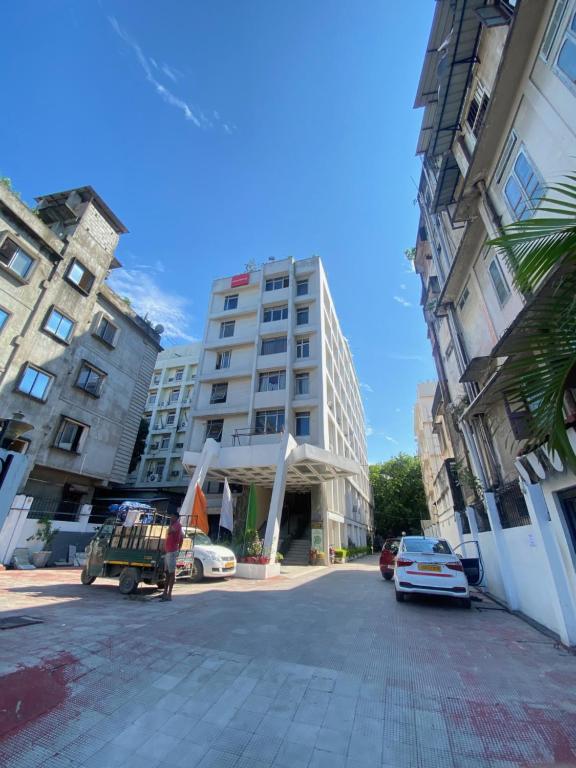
left=0, top=236, right=34, bottom=279
left=220, top=320, right=235, bottom=338
left=75, top=362, right=106, bottom=396
left=265, top=275, right=289, bottom=291
left=160, top=435, right=171, bottom=450
left=295, top=411, right=311, bottom=437
left=263, top=305, right=288, bottom=322
left=504, top=151, right=544, bottom=220
left=557, top=10, right=576, bottom=84
left=210, top=383, right=228, bottom=404
left=295, top=372, right=310, bottom=395
left=169, top=389, right=180, bottom=403
left=66, top=259, right=95, bottom=294
left=261, top=336, right=287, bottom=355
left=296, top=279, right=309, bottom=296
left=175, top=369, right=184, bottom=381
left=152, top=371, right=161, bottom=385
left=17, top=364, right=53, bottom=400
left=258, top=370, right=286, bottom=392
left=148, top=393, right=157, bottom=406
left=95, top=317, right=118, bottom=347
left=465, top=84, right=489, bottom=138
left=488, top=258, right=511, bottom=306
left=296, top=307, right=309, bottom=326
left=206, top=419, right=224, bottom=442
left=44, top=308, right=74, bottom=342
left=296, top=337, right=310, bottom=359
left=205, top=480, right=225, bottom=494
left=457, top=286, right=470, bottom=311
left=166, top=412, right=176, bottom=425
left=224, top=294, right=238, bottom=311
left=175, top=442, right=184, bottom=449
left=216, top=350, right=231, bottom=369
left=255, top=409, right=285, bottom=434
left=0, top=307, right=9, bottom=333
left=55, top=417, right=88, bottom=452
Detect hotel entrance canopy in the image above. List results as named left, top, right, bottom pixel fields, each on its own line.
left=182, top=442, right=360, bottom=490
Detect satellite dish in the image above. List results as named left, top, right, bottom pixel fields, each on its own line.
left=154, top=324, right=165, bottom=334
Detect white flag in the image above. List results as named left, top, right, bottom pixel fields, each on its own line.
left=220, top=478, right=234, bottom=532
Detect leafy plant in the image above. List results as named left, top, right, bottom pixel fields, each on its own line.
left=27, top=515, right=59, bottom=549
left=275, top=552, right=284, bottom=563
left=370, top=453, right=429, bottom=536
left=488, top=173, right=576, bottom=469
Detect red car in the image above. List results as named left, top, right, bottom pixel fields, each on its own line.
left=379, top=537, right=400, bottom=580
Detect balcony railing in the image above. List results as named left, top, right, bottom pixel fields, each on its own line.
left=28, top=497, right=83, bottom=522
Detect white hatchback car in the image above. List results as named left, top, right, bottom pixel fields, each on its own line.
left=394, top=536, right=471, bottom=608
left=180, top=530, right=237, bottom=581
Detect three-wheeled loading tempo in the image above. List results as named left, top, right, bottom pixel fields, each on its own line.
left=81, top=503, right=197, bottom=594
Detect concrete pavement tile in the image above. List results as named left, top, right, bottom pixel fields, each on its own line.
left=324, top=694, right=357, bottom=721
left=243, top=694, right=274, bottom=714
left=111, top=723, right=152, bottom=750
left=181, top=697, right=208, bottom=718
left=195, top=749, right=239, bottom=768
left=256, top=713, right=292, bottom=738
left=235, top=757, right=273, bottom=768
left=133, top=708, right=174, bottom=731
left=38, top=756, right=76, bottom=768
left=10, top=746, right=53, bottom=768
left=273, top=739, right=314, bottom=768
left=159, top=712, right=198, bottom=737
left=309, top=748, right=346, bottom=768
left=323, top=711, right=355, bottom=732
left=229, top=707, right=266, bottom=732
left=155, top=692, right=188, bottom=713
left=286, top=722, right=321, bottom=747
left=81, top=742, right=134, bottom=768
left=269, top=699, right=299, bottom=718
left=294, top=703, right=327, bottom=726
left=60, top=733, right=107, bottom=762
left=309, top=676, right=335, bottom=693
left=303, top=689, right=331, bottom=707
left=348, top=733, right=382, bottom=764
left=153, top=674, right=183, bottom=691
left=136, top=733, right=183, bottom=761
left=215, top=726, right=253, bottom=755
left=315, top=727, right=351, bottom=755
left=185, top=720, right=223, bottom=747
left=242, top=733, right=283, bottom=762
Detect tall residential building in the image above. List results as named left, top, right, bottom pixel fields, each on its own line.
left=413, top=0, right=576, bottom=645
left=0, top=182, right=162, bottom=518
left=181, top=256, right=372, bottom=558
left=129, top=342, right=201, bottom=490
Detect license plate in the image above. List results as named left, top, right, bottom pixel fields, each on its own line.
left=225, top=561, right=235, bottom=569
left=418, top=563, right=441, bottom=572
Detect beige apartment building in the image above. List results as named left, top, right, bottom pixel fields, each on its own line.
left=0, top=181, right=162, bottom=531
left=413, top=0, right=576, bottom=645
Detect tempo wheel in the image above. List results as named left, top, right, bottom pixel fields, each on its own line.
left=383, top=572, right=393, bottom=581
left=395, top=589, right=405, bottom=602
left=460, top=597, right=472, bottom=609
left=81, top=567, right=96, bottom=585
left=119, top=567, right=139, bottom=595
left=189, top=558, right=204, bottom=583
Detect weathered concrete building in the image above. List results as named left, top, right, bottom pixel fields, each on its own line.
left=413, top=0, right=576, bottom=645
left=0, top=182, right=162, bottom=529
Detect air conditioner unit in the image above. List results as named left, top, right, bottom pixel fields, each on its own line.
left=168, top=378, right=174, bottom=382
left=171, top=471, right=180, bottom=477
left=150, top=443, right=159, bottom=450
left=148, top=474, right=159, bottom=482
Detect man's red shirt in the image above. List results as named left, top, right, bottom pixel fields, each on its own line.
left=165, top=520, right=183, bottom=553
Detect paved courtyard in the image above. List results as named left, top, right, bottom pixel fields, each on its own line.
left=0, top=556, right=575, bottom=768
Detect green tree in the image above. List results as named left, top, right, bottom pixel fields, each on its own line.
left=488, top=172, right=576, bottom=469
left=370, top=453, right=429, bottom=537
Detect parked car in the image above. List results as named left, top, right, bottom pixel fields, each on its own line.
left=379, top=537, right=400, bottom=580
left=394, top=536, right=471, bottom=608
left=180, top=529, right=237, bottom=582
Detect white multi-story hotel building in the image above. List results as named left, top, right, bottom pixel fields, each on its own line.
left=130, top=342, right=201, bottom=490
left=181, top=256, right=372, bottom=562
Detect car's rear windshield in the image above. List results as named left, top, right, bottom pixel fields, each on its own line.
left=404, top=538, right=452, bottom=554
left=383, top=540, right=399, bottom=550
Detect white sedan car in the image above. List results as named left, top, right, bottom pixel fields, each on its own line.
left=179, top=530, right=236, bottom=581
left=393, top=536, right=471, bottom=608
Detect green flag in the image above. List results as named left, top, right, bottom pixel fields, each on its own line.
left=245, top=483, right=258, bottom=531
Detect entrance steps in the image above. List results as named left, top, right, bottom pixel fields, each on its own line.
left=282, top=538, right=310, bottom=566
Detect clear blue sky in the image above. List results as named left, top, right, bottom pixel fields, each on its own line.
left=1, top=1, right=436, bottom=463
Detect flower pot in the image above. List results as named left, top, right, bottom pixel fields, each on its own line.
left=31, top=551, right=51, bottom=568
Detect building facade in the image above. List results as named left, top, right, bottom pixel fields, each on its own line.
left=128, top=342, right=201, bottom=491
left=413, top=0, right=576, bottom=645
left=0, top=182, right=162, bottom=521
left=181, top=256, right=372, bottom=560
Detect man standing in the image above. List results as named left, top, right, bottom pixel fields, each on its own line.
left=161, top=510, right=183, bottom=602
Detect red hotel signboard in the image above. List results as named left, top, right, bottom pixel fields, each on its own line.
left=231, top=273, right=250, bottom=288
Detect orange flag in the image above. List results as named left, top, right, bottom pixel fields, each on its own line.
left=192, top=483, right=209, bottom=534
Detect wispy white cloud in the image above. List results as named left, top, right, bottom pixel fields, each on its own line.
left=108, top=16, right=226, bottom=131
left=108, top=268, right=198, bottom=344
left=395, top=407, right=401, bottom=413
left=360, top=382, right=374, bottom=393
left=393, top=295, right=412, bottom=307
left=384, top=435, right=399, bottom=444
left=400, top=283, right=407, bottom=290
left=366, top=425, right=374, bottom=436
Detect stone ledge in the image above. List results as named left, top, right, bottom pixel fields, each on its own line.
left=235, top=562, right=282, bottom=580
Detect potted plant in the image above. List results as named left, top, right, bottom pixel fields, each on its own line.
left=334, top=548, right=347, bottom=564
left=27, top=514, right=59, bottom=567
